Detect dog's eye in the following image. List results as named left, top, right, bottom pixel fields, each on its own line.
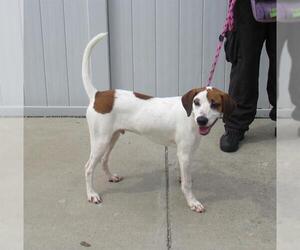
left=211, top=101, right=220, bottom=109
left=193, top=99, right=200, bottom=106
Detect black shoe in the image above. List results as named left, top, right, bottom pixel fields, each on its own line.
left=269, top=107, right=276, bottom=121
left=220, top=130, right=244, bottom=153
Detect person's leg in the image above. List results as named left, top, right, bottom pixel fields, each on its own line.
left=265, top=22, right=277, bottom=121
left=286, top=23, right=300, bottom=120
left=226, top=1, right=266, bottom=132
left=276, top=23, right=287, bottom=117
left=221, top=0, right=266, bottom=152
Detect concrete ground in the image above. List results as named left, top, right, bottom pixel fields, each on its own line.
left=24, top=118, right=275, bottom=250
left=0, top=118, right=23, bottom=250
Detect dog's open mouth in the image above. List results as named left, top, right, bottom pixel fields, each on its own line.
left=198, top=119, right=218, bottom=136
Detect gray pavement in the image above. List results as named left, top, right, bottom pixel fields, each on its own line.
left=24, top=118, right=276, bottom=250
left=0, top=118, right=23, bottom=250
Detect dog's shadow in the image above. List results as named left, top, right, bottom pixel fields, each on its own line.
left=99, top=168, right=166, bottom=196
left=100, top=162, right=275, bottom=218
left=191, top=170, right=275, bottom=218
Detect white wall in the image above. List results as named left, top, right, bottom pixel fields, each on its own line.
left=24, top=0, right=109, bottom=116
left=1, top=0, right=273, bottom=116
left=0, top=0, right=23, bottom=116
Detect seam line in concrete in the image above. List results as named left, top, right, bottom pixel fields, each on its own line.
left=164, top=146, right=172, bottom=250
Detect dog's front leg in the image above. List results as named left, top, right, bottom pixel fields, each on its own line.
left=177, top=150, right=205, bottom=213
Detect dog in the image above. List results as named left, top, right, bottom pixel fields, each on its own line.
left=82, top=33, right=235, bottom=213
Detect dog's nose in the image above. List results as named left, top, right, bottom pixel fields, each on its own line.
left=197, top=116, right=208, bottom=126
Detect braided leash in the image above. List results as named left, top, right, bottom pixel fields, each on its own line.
left=206, top=0, right=237, bottom=86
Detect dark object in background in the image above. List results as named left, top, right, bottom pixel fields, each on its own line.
left=253, top=0, right=300, bottom=23
left=80, top=241, right=91, bottom=247
left=251, top=0, right=277, bottom=22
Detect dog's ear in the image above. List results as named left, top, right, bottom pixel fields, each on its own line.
left=181, top=88, right=203, bottom=117
left=221, top=93, right=236, bottom=120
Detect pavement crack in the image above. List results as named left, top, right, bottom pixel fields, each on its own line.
left=164, top=146, right=172, bottom=250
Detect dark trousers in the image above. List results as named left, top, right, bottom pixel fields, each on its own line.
left=225, top=0, right=276, bottom=132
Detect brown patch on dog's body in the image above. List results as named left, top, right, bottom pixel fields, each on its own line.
left=93, top=90, right=115, bottom=114
left=134, top=92, right=153, bottom=100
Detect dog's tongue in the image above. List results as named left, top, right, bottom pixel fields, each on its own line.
left=199, top=126, right=210, bottom=136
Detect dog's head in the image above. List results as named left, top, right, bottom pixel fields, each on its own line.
left=181, top=87, right=236, bottom=135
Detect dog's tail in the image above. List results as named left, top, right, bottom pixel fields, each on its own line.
left=82, top=32, right=108, bottom=99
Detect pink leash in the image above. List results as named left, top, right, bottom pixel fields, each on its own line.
left=206, top=0, right=237, bottom=86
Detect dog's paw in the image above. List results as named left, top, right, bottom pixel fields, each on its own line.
left=87, top=192, right=102, bottom=204
left=189, top=200, right=205, bottom=213
left=108, top=175, right=124, bottom=183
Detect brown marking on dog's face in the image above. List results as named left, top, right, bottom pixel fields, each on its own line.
left=207, top=87, right=236, bottom=119
left=206, top=88, right=223, bottom=113
left=181, top=87, right=206, bottom=116
left=134, top=92, right=153, bottom=100
left=93, top=90, right=115, bottom=114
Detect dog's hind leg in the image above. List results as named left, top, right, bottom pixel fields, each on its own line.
left=85, top=136, right=111, bottom=204
left=101, top=131, right=124, bottom=183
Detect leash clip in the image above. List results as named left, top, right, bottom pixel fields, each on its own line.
left=219, top=34, right=225, bottom=42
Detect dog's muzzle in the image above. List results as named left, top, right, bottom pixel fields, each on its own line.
left=198, top=118, right=218, bottom=136
left=197, top=116, right=208, bottom=126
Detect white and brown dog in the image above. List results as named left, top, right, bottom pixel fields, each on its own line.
left=82, top=33, right=235, bottom=213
